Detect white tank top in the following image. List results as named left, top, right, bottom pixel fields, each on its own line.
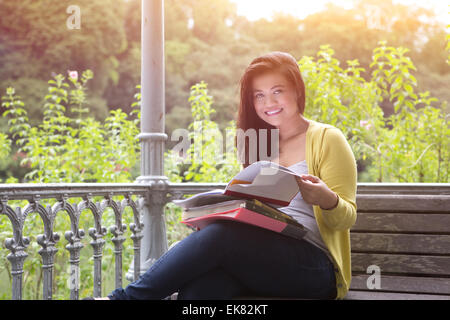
left=277, top=160, right=331, bottom=258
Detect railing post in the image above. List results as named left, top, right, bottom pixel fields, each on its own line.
left=1, top=197, right=29, bottom=300
left=65, top=230, right=84, bottom=300
left=127, top=0, right=169, bottom=280
left=6, top=248, right=28, bottom=300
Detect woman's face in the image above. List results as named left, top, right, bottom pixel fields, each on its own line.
left=251, top=71, right=299, bottom=127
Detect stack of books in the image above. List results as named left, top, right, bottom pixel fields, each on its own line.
left=173, top=161, right=307, bottom=240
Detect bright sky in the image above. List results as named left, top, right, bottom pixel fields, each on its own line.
left=229, top=0, right=448, bottom=24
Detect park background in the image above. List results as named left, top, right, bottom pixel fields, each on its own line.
left=0, top=0, right=448, bottom=299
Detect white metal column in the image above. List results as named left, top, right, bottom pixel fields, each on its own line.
left=127, top=0, right=169, bottom=281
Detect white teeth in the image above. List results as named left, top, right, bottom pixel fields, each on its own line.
left=265, top=108, right=282, bottom=115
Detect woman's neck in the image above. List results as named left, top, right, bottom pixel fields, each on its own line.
left=277, top=114, right=309, bottom=142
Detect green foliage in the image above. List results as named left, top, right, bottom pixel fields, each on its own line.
left=165, top=81, right=241, bottom=184
left=1, top=71, right=140, bottom=183
left=0, top=132, right=11, bottom=160
left=301, top=42, right=449, bottom=182
left=1, top=87, right=30, bottom=146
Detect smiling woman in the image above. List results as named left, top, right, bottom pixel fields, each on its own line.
left=234, top=51, right=357, bottom=299
left=237, top=51, right=307, bottom=167
left=85, top=50, right=357, bottom=301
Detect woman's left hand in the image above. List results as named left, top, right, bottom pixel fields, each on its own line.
left=295, top=174, right=339, bottom=210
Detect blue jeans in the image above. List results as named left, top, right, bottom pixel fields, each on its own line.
left=108, top=221, right=336, bottom=300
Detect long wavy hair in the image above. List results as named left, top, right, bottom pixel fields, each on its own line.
left=236, top=51, right=306, bottom=168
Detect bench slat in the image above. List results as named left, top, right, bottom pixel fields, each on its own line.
left=350, top=274, right=450, bottom=295
left=351, top=253, right=450, bottom=276
left=356, top=194, right=450, bottom=212
left=345, top=290, right=450, bottom=300
left=352, top=212, right=450, bottom=233
left=350, top=233, right=450, bottom=255
left=356, top=184, right=450, bottom=195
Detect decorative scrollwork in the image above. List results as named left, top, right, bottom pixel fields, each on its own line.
left=0, top=186, right=149, bottom=299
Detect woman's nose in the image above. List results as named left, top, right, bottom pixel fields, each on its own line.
left=265, top=93, right=278, bottom=106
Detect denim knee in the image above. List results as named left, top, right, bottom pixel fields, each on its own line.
left=195, top=221, right=233, bottom=247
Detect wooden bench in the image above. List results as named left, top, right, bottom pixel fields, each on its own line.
left=345, top=184, right=450, bottom=300
left=171, top=183, right=450, bottom=300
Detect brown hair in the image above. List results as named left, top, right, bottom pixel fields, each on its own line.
left=236, top=51, right=306, bottom=167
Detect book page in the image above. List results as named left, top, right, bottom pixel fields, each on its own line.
left=172, top=189, right=235, bottom=209
left=265, top=162, right=299, bottom=176
left=227, top=161, right=298, bottom=187
left=226, top=162, right=300, bottom=204
left=226, top=161, right=264, bottom=186
left=251, top=167, right=288, bottom=185
left=227, top=176, right=298, bottom=204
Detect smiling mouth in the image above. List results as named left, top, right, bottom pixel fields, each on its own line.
left=265, top=108, right=283, bottom=116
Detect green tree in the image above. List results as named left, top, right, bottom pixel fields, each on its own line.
left=0, top=0, right=127, bottom=122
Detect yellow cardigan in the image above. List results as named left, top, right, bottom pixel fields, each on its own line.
left=305, top=119, right=358, bottom=299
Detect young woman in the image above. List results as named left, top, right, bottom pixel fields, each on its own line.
left=90, top=51, right=357, bottom=300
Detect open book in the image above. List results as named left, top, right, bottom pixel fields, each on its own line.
left=173, top=161, right=301, bottom=208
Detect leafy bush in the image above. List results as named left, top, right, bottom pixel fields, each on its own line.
left=300, top=42, right=448, bottom=182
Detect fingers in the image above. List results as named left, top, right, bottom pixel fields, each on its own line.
left=300, top=174, right=320, bottom=183
left=297, top=176, right=314, bottom=192
left=296, top=175, right=325, bottom=206
left=296, top=175, right=320, bottom=197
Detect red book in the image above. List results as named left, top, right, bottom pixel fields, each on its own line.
left=181, top=206, right=306, bottom=240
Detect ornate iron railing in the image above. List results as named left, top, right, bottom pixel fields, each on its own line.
left=0, top=183, right=149, bottom=300
left=0, top=182, right=448, bottom=300
left=0, top=182, right=226, bottom=300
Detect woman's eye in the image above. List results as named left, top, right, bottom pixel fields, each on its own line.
left=255, top=94, right=264, bottom=100
left=274, top=90, right=282, bottom=94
